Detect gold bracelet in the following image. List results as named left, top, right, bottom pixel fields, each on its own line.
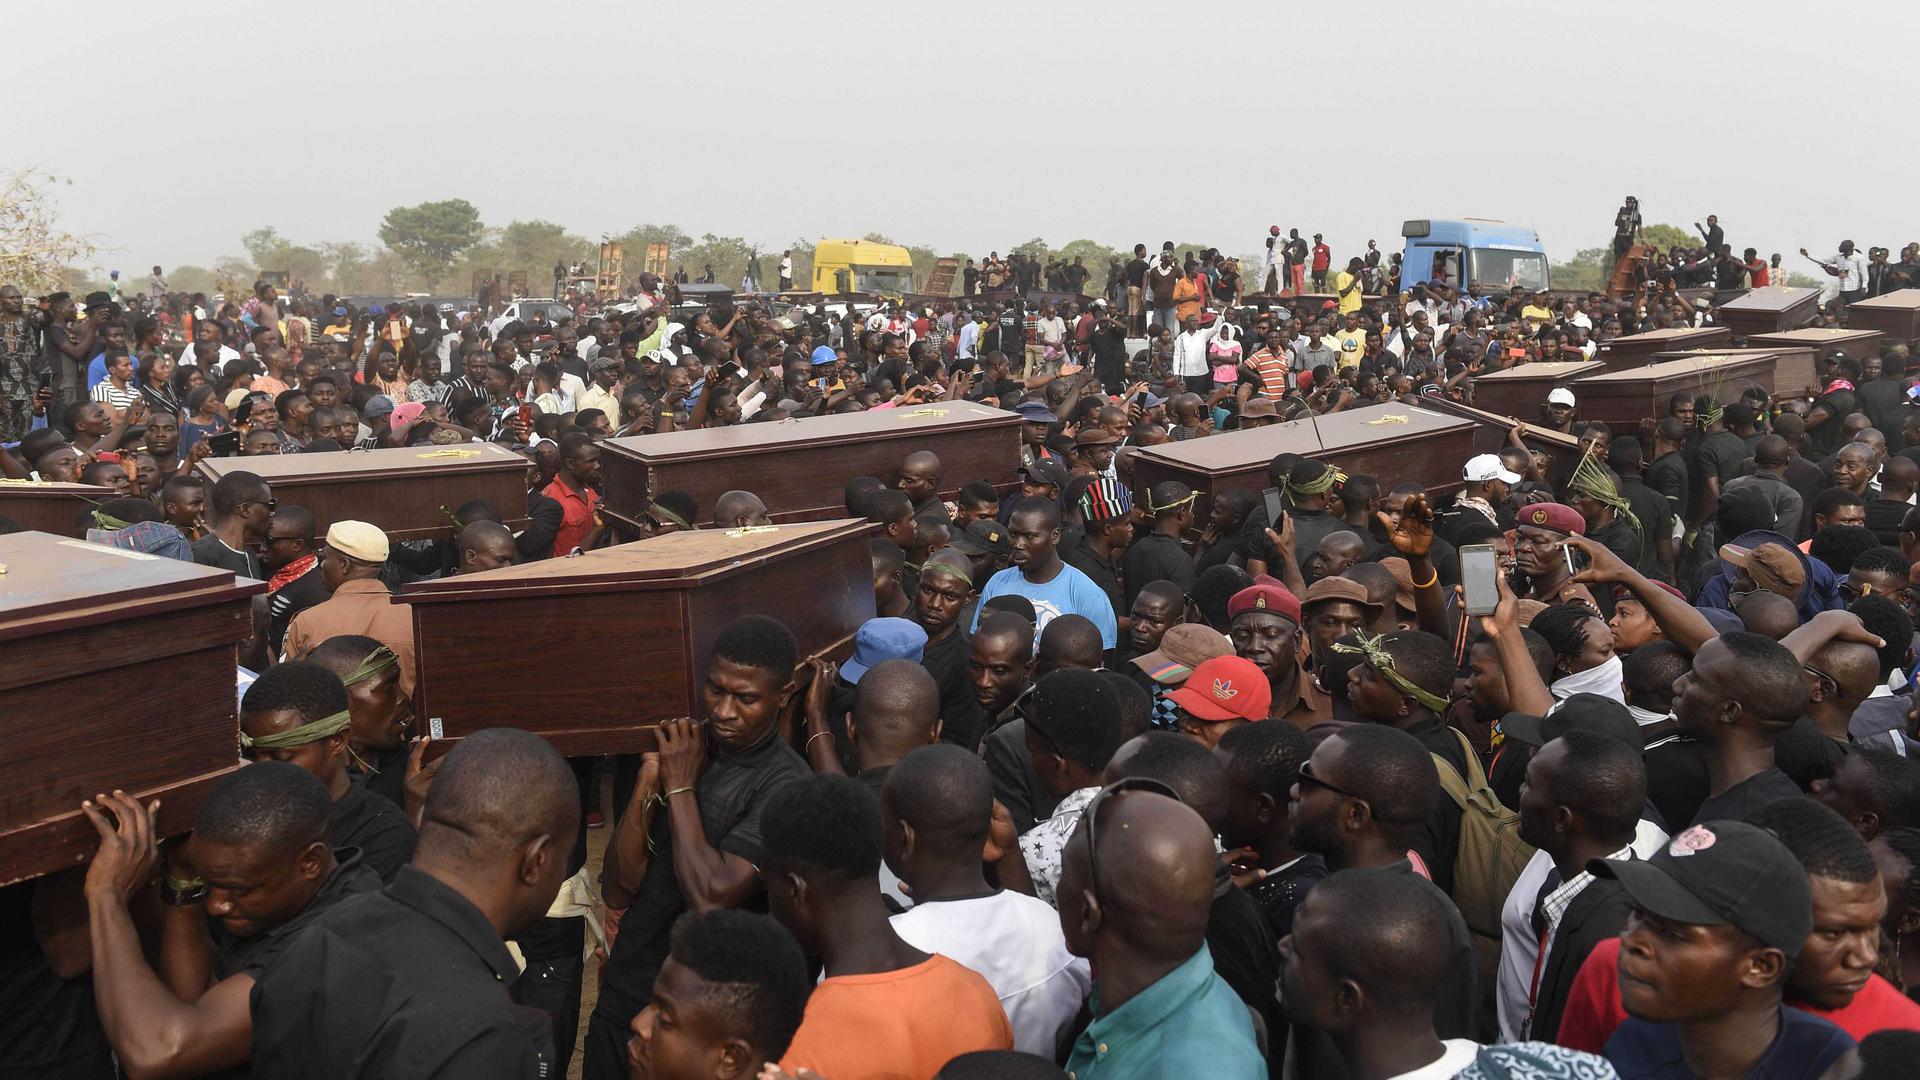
left=805, top=730, right=834, bottom=752
left=1411, top=567, right=1439, bottom=589
left=664, top=786, right=695, bottom=798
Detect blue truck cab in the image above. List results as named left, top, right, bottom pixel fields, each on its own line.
left=1400, top=218, right=1550, bottom=293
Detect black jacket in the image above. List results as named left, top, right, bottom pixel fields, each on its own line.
left=1535, top=876, right=1635, bottom=1044
left=518, top=490, right=564, bottom=562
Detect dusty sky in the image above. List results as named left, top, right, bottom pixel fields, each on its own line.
left=13, top=0, right=1913, bottom=274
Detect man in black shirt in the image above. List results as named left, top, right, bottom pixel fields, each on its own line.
left=191, top=470, right=273, bottom=579
left=1216, top=720, right=1327, bottom=939
left=1695, top=402, right=1755, bottom=528
left=1124, top=481, right=1197, bottom=609
left=1675, top=632, right=1811, bottom=826
left=1806, top=355, right=1862, bottom=459
left=251, top=728, right=582, bottom=1079
left=1644, top=417, right=1692, bottom=530
left=1064, top=476, right=1131, bottom=637
left=307, top=635, right=415, bottom=809
left=913, top=551, right=986, bottom=752
left=1611, top=438, right=1676, bottom=578
left=586, top=616, right=812, bottom=1080
left=263, top=505, right=327, bottom=655
left=1089, top=307, right=1129, bottom=394
left=79, top=764, right=380, bottom=1079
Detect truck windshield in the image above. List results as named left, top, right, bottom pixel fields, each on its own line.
left=1470, top=249, right=1549, bottom=291
left=855, top=267, right=915, bottom=294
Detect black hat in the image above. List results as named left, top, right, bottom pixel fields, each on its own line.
left=948, top=519, right=1012, bottom=559
left=1020, top=460, right=1069, bottom=491
left=83, top=291, right=116, bottom=314
left=1589, top=821, right=1812, bottom=958
left=1500, top=693, right=1644, bottom=750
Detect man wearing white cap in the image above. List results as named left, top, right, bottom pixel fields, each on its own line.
left=1545, top=386, right=1577, bottom=432
left=1455, top=453, right=1521, bottom=532
left=282, top=520, right=418, bottom=696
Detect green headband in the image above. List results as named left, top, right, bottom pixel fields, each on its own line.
left=648, top=499, right=691, bottom=530
left=1149, top=490, right=1198, bottom=515
left=1289, top=466, right=1344, bottom=497
left=241, top=708, right=351, bottom=750
left=91, top=510, right=134, bottom=531
left=1332, top=631, right=1451, bottom=713
left=342, top=645, right=397, bottom=687
left=921, top=559, right=973, bottom=586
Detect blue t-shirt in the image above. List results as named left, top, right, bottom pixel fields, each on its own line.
left=971, top=562, right=1119, bottom=649
left=86, top=351, right=109, bottom=392
left=1604, top=1006, right=1853, bottom=1079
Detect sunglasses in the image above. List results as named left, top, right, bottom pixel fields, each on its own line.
left=242, top=498, right=279, bottom=513
left=1082, top=776, right=1180, bottom=897
left=1296, top=758, right=1369, bottom=804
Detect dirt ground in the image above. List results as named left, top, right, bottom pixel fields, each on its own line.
left=568, top=824, right=610, bottom=1080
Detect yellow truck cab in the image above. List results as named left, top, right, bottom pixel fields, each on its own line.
left=811, top=238, right=915, bottom=297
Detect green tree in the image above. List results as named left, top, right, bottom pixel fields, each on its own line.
left=377, top=199, right=485, bottom=285
left=1640, top=223, right=1696, bottom=251
left=1549, top=247, right=1612, bottom=292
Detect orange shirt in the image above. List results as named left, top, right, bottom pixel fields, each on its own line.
left=781, top=954, right=1012, bottom=1080
left=542, top=476, right=599, bottom=557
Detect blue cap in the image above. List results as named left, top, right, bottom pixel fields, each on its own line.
left=810, top=345, right=838, bottom=366
left=333, top=305, right=348, bottom=317
left=1142, top=391, right=1167, bottom=408
left=369, top=304, right=385, bottom=315
left=1013, top=401, right=1058, bottom=423
left=841, top=617, right=928, bottom=684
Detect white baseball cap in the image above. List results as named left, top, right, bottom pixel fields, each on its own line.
left=1463, top=454, right=1522, bottom=485
left=1547, top=388, right=1577, bottom=407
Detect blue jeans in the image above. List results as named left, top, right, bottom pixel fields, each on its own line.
left=1151, top=305, right=1179, bottom=333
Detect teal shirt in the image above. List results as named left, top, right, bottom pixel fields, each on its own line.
left=1065, top=945, right=1263, bottom=1080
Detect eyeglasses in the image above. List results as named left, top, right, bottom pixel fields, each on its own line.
left=242, top=498, right=278, bottom=514
left=1082, top=776, right=1180, bottom=897
left=1803, top=665, right=1840, bottom=697
left=1297, top=759, right=1369, bottom=804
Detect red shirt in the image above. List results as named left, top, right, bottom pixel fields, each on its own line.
left=1312, top=243, right=1331, bottom=271
left=1556, top=937, right=1920, bottom=1051
left=1748, top=260, right=1772, bottom=287
left=541, top=476, right=598, bottom=557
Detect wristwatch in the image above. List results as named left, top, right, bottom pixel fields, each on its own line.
left=161, top=876, right=208, bottom=907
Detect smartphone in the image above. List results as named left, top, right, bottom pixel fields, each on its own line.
left=1462, top=544, right=1499, bottom=615
left=1263, top=486, right=1285, bottom=530
left=36, top=370, right=52, bottom=390
left=1135, top=390, right=1150, bottom=408
left=206, top=431, right=242, bottom=457
left=1564, top=543, right=1579, bottom=577
left=517, top=404, right=533, bottom=428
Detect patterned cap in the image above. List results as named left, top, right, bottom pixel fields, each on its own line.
left=1078, top=476, right=1132, bottom=525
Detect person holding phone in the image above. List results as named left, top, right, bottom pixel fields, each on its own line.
left=1512, top=502, right=1605, bottom=616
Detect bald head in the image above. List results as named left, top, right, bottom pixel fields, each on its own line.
left=1290, top=867, right=1456, bottom=1019
left=850, top=659, right=940, bottom=758
left=1754, top=435, right=1791, bottom=469
left=1103, top=732, right=1229, bottom=831
left=1734, top=590, right=1800, bottom=640
left=456, top=520, right=517, bottom=573
left=418, top=728, right=580, bottom=862
left=882, top=744, right=991, bottom=856
left=1884, top=455, right=1920, bottom=497
left=902, top=450, right=940, bottom=473
left=1072, top=791, right=1216, bottom=957
left=1812, top=640, right=1883, bottom=703
left=1037, top=614, right=1105, bottom=675
left=714, top=489, right=770, bottom=527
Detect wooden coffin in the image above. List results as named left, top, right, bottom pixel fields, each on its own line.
left=197, top=444, right=530, bottom=542
left=1717, top=286, right=1821, bottom=339
left=1595, top=326, right=1731, bottom=371
left=1412, top=397, right=1583, bottom=481
left=1650, top=346, right=1820, bottom=401
left=0, top=480, right=117, bottom=538
left=1746, top=327, right=1885, bottom=366
left=1569, top=352, right=1778, bottom=432
left=1128, top=402, right=1475, bottom=519
left=0, top=531, right=261, bottom=884
left=1845, top=289, right=1920, bottom=341
left=397, top=519, right=875, bottom=755
left=1468, top=361, right=1603, bottom=421
left=599, top=401, right=1019, bottom=534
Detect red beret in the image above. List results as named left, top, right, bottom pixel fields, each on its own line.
left=1518, top=502, right=1586, bottom=537
left=1228, top=583, right=1302, bottom=626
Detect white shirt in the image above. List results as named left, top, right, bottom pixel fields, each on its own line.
left=1385, top=1039, right=1480, bottom=1080
left=779, top=256, right=793, bottom=277
left=1036, top=316, right=1066, bottom=346
left=1019, top=786, right=1098, bottom=906
left=1494, top=819, right=1669, bottom=1042
left=182, top=343, right=243, bottom=371
left=1171, top=324, right=1223, bottom=377
left=956, top=320, right=980, bottom=360
left=890, top=891, right=1091, bottom=1057
left=1837, top=251, right=1869, bottom=292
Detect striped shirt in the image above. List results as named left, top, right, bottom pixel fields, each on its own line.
left=1248, top=347, right=1290, bottom=398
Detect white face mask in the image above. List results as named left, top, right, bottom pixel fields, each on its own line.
left=1550, top=654, right=1626, bottom=704
left=1627, top=704, right=1672, bottom=727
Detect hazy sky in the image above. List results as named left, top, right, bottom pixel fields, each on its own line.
left=13, top=1, right=1915, bottom=275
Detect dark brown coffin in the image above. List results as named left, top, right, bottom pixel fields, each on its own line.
left=1845, top=289, right=1920, bottom=341
left=1746, top=327, right=1885, bottom=367
left=1468, top=361, right=1603, bottom=421
left=197, top=444, right=530, bottom=542
left=1646, top=346, right=1820, bottom=401
left=1717, top=286, right=1821, bottom=339
left=1569, top=352, right=1779, bottom=432
left=598, top=401, right=1020, bottom=533
left=0, top=481, right=118, bottom=538
left=1412, top=397, right=1583, bottom=481
left=397, top=519, right=875, bottom=755
left=1595, top=326, right=1732, bottom=371
left=0, top=531, right=261, bottom=884
left=1127, top=402, right=1475, bottom=519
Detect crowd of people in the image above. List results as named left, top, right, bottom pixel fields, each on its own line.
left=7, top=218, right=1920, bottom=1080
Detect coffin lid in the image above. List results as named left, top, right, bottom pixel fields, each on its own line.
left=1717, top=286, right=1820, bottom=314
left=1412, top=397, right=1581, bottom=450
left=1746, top=327, right=1886, bottom=345
left=1472, top=360, right=1603, bottom=381
left=1847, top=288, right=1920, bottom=313
left=1598, top=326, right=1729, bottom=352
left=197, top=442, right=528, bottom=485
left=1574, top=351, right=1779, bottom=385
left=0, top=530, right=263, bottom=637
left=1132, top=402, right=1473, bottom=473
left=399, top=518, right=874, bottom=602
left=0, top=479, right=117, bottom=499
left=600, top=401, right=1017, bottom=464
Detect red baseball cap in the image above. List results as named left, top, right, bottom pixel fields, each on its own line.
left=1167, top=656, right=1271, bottom=722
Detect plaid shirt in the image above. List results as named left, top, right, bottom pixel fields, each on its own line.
left=1023, top=313, right=1040, bottom=346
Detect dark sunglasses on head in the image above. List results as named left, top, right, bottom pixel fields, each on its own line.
left=1082, top=776, right=1181, bottom=897
left=1297, top=758, right=1368, bottom=804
